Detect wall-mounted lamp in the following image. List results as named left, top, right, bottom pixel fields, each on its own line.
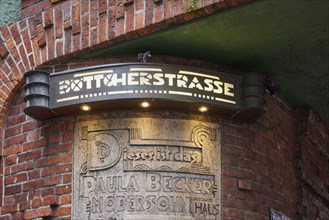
left=264, top=78, right=279, bottom=95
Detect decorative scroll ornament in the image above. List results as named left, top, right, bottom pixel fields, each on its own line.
left=191, top=125, right=216, bottom=148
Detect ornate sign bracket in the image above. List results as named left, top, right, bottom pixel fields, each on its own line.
left=24, top=63, right=265, bottom=122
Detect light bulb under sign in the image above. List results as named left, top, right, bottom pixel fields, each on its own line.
left=80, top=104, right=91, bottom=111
left=140, top=101, right=151, bottom=108
left=198, top=106, right=208, bottom=113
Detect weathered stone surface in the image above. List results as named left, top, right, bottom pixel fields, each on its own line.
left=73, top=116, right=222, bottom=219
left=0, top=0, right=21, bottom=26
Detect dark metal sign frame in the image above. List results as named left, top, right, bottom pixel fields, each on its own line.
left=24, top=63, right=265, bottom=122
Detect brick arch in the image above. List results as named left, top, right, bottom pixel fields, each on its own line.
left=0, top=0, right=251, bottom=115
left=0, top=0, right=253, bottom=195
left=0, top=0, right=253, bottom=215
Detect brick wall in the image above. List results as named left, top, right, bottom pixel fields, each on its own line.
left=221, top=93, right=299, bottom=219
left=1, top=0, right=328, bottom=219
left=1, top=91, right=73, bottom=219
left=1, top=56, right=328, bottom=219
left=296, top=109, right=329, bottom=220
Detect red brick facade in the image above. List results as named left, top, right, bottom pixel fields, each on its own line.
left=0, top=0, right=328, bottom=219
left=1, top=89, right=73, bottom=219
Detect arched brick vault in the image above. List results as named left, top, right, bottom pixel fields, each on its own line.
left=0, top=1, right=253, bottom=215
left=0, top=0, right=255, bottom=156
left=0, top=0, right=253, bottom=143
left=0, top=1, right=256, bottom=216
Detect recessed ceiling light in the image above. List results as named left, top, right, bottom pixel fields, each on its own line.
left=198, top=106, right=208, bottom=112
left=80, top=104, right=91, bottom=111
left=140, top=101, right=150, bottom=108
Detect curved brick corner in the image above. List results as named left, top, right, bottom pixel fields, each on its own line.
left=2, top=83, right=328, bottom=219
left=1, top=1, right=328, bottom=220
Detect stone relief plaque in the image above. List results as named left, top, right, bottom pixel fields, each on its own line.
left=73, top=117, right=222, bottom=220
